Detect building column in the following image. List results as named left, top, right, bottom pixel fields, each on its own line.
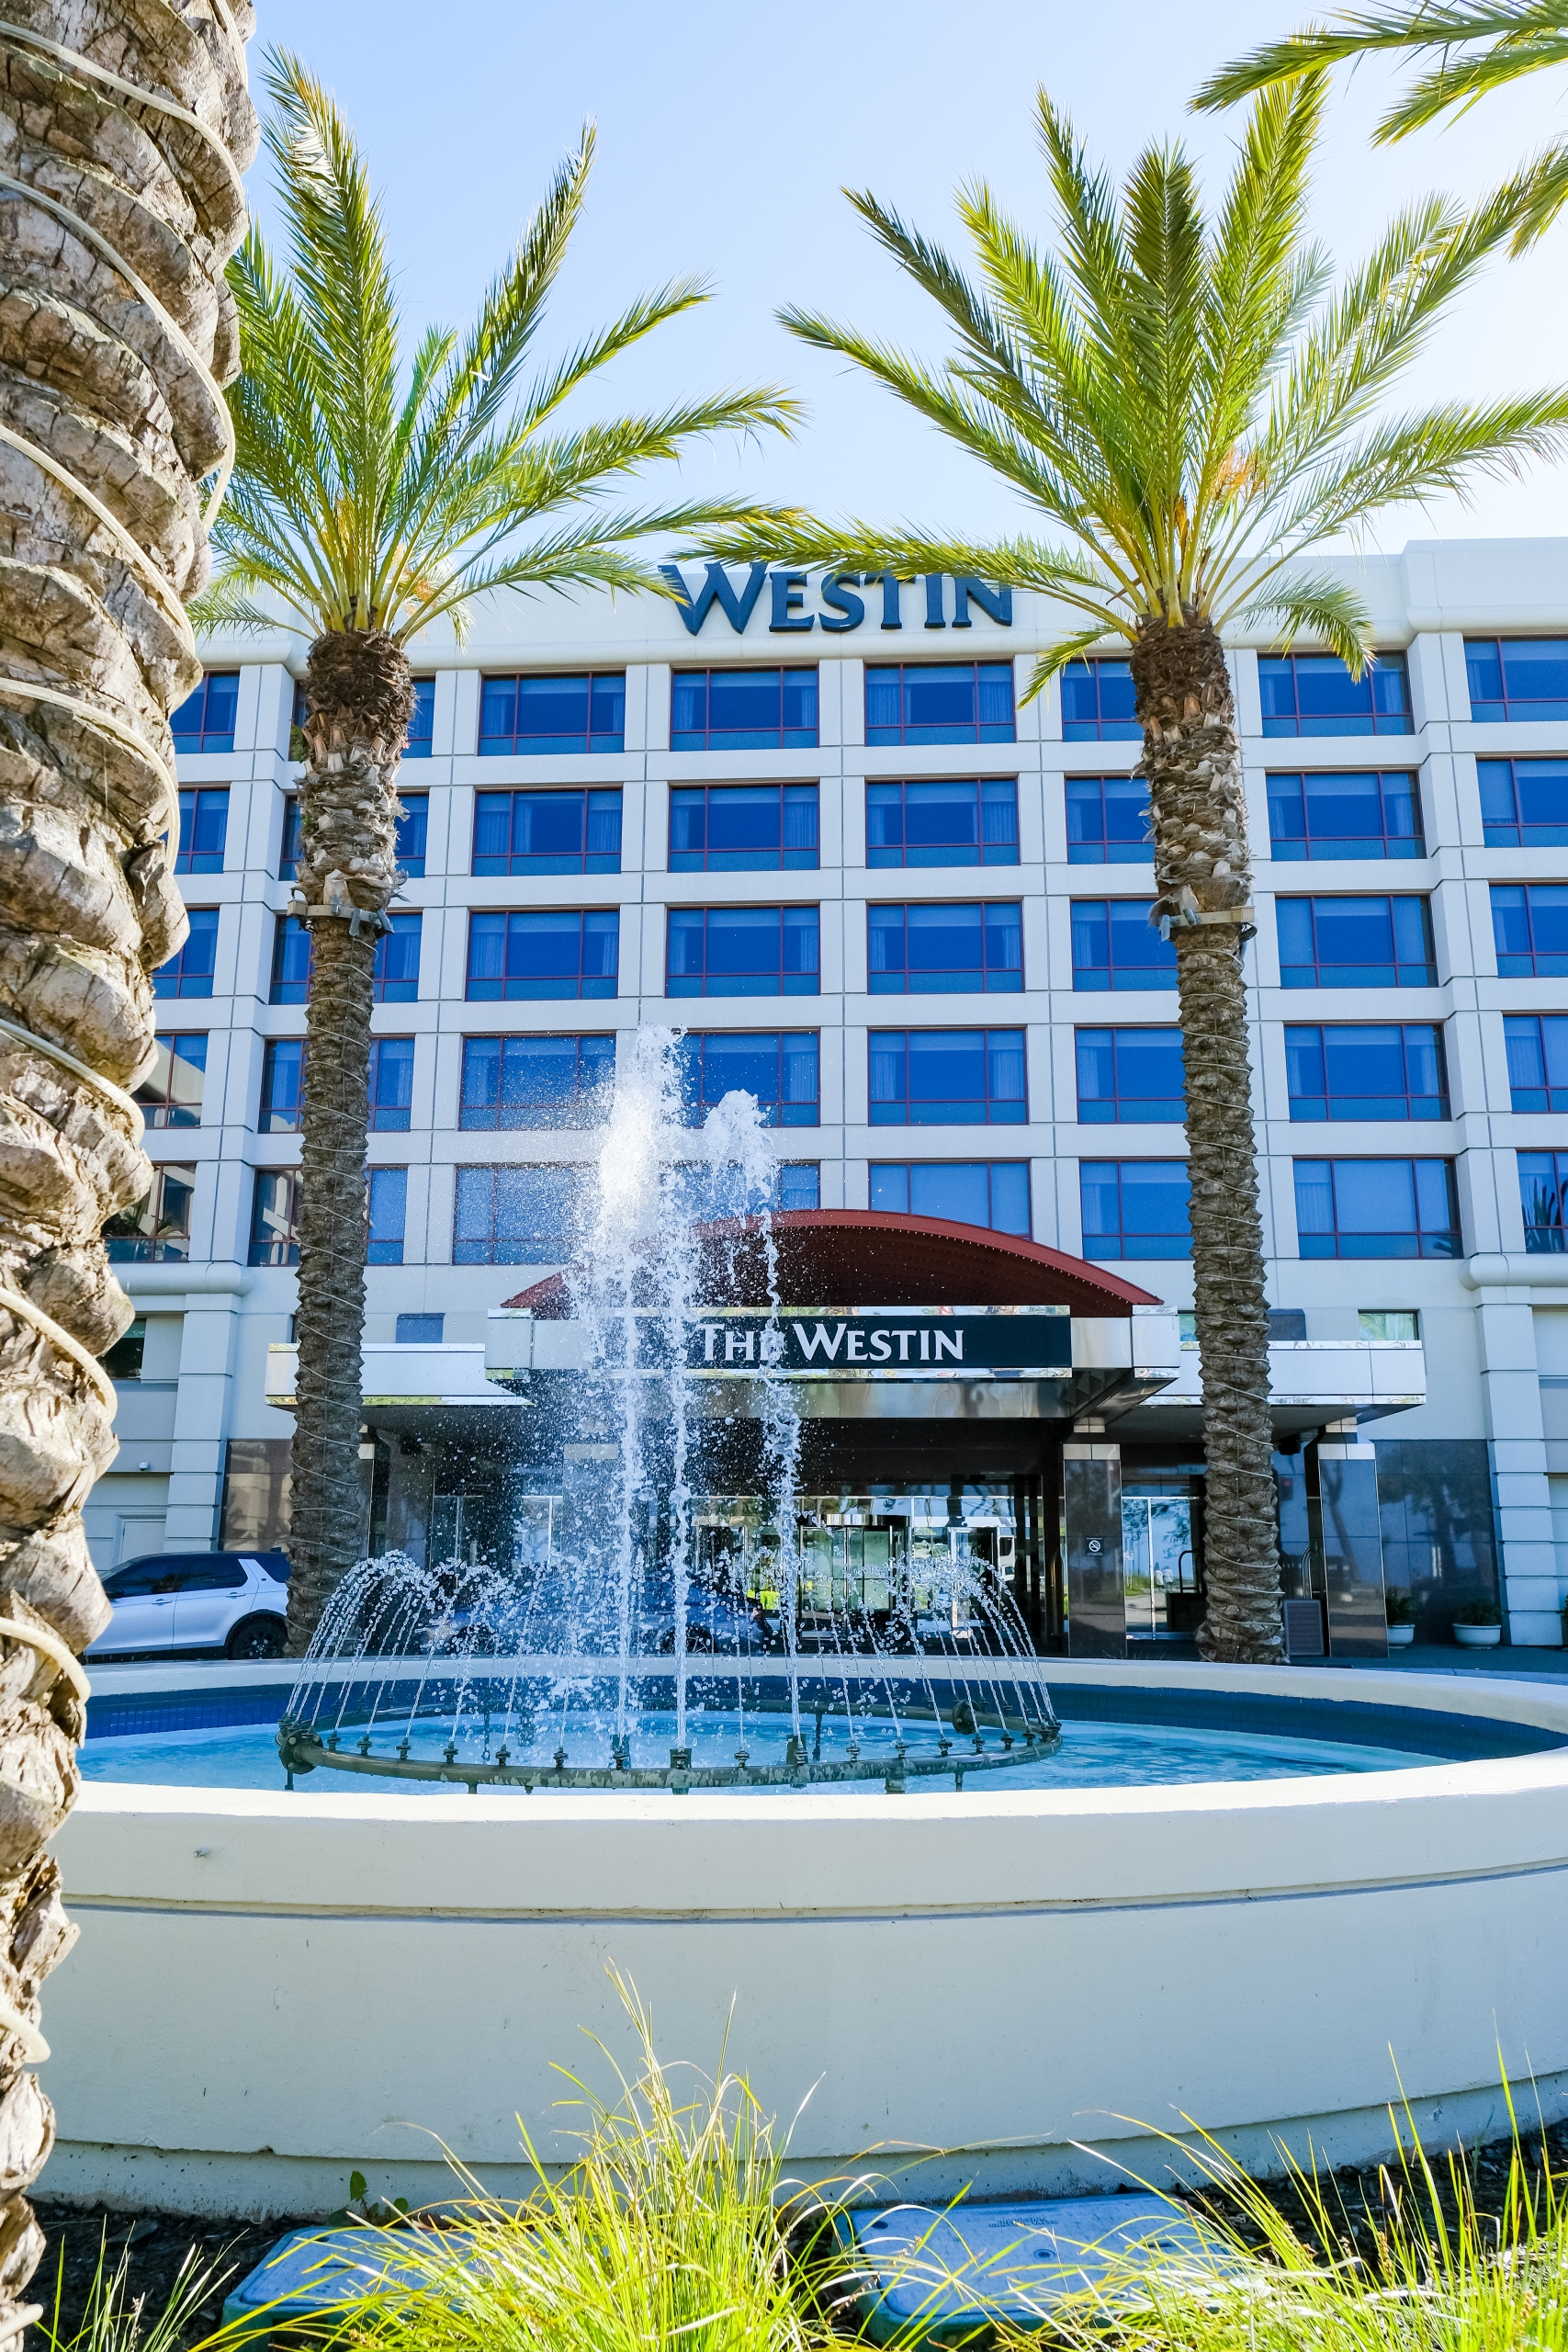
left=1311, top=1423, right=1388, bottom=1658
left=1064, top=1437, right=1124, bottom=1657
left=1472, top=1287, right=1561, bottom=1645
left=123, top=1266, right=252, bottom=1553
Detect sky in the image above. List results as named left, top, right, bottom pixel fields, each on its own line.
left=242, top=0, right=1568, bottom=564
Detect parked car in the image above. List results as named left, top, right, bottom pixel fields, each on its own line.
left=86, top=1551, right=291, bottom=1660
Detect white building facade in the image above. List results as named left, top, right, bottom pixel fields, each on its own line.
left=89, top=535, right=1568, bottom=1646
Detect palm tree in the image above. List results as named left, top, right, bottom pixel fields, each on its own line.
left=695, top=75, right=1568, bottom=1660
left=1197, top=5, right=1568, bottom=248
left=0, top=0, right=253, bottom=2324
left=204, top=54, right=799, bottom=1651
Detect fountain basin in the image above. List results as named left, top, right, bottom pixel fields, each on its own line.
left=39, top=1659, right=1568, bottom=2218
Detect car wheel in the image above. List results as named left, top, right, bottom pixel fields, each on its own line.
left=226, top=1615, right=287, bottom=1661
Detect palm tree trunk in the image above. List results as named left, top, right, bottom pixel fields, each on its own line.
left=1130, top=614, right=1283, bottom=1664
left=286, top=628, right=413, bottom=1652
left=0, top=3, right=253, bottom=2330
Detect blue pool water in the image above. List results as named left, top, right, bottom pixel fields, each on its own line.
left=77, top=1714, right=1445, bottom=1793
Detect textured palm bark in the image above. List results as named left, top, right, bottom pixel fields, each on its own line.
left=1130, top=614, right=1283, bottom=1664
left=0, top=1, right=253, bottom=2326
left=285, top=628, right=412, bottom=1652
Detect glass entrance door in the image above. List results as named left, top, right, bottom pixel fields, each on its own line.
left=1122, top=1493, right=1197, bottom=1640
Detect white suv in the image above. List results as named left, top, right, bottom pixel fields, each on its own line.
left=87, top=1552, right=290, bottom=1661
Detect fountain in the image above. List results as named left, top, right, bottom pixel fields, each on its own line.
left=276, top=1030, right=1060, bottom=1793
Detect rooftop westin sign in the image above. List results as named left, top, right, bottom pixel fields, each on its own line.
left=658, top=561, right=1013, bottom=638
left=600, top=1309, right=1072, bottom=1379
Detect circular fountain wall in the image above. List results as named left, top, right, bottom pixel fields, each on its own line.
left=38, top=1658, right=1568, bottom=2217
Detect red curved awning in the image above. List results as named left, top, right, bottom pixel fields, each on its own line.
left=502, top=1209, right=1161, bottom=1318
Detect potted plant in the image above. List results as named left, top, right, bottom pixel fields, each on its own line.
left=1385, top=1590, right=1416, bottom=1647
left=1452, top=1600, right=1504, bottom=1649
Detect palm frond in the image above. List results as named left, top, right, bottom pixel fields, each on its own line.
left=1194, top=4, right=1568, bottom=119
left=214, top=78, right=800, bottom=649
left=1231, top=571, right=1376, bottom=669
left=186, top=573, right=292, bottom=638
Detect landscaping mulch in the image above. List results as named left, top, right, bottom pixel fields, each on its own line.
left=28, top=2199, right=320, bottom=2350
left=1179, top=2112, right=1568, bottom=2257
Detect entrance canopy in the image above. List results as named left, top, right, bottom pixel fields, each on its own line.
left=502, top=1211, right=1163, bottom=1318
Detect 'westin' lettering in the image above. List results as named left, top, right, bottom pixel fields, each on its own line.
left=791, top=1322, right=963, bottom=1363
left=660, top=562, right=1012, bottom=637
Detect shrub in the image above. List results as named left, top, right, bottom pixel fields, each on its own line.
left=335, top=1973, right=838, bottom=2352
left=992, top=2109, right=1568, bottom=2352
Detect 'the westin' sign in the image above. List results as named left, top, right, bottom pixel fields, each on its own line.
left=659, top=561, right=1013, bottom=637
left=686, top=1311, right=1070, bottom=1379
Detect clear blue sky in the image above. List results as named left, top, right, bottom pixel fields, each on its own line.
left=247, top=0, right=1568, bottom=555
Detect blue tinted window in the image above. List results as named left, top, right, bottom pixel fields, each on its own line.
left=397, top=1314, right=443, bottom=1343
left=291, top=679, right=307, bottom=732
left=279, top=796, right=303, bottom=880
left=1477, top=758, right=1568, bottom=847
left=175, top=787, right=228, bottom=874
left=1276, top=896, right=1436, bottom=988
left=1070, top=899, right=1178, bottom=990
left=1520, top=1150, right=1568, bottom=1250
left=778, top=1164, right=820, bottom=1211
left=678, top=1032, right=818, bottom=1127
left=869, top=1160, right=1030, bottom=1235
left=106, top=1163, right=196, bottom=1262
left=1505, top=1014, right=1568, bottom=1112
left=865, top=662, right=1015, bottom=746
left=268, top=913, right=310, bottom=1005
left=869, top=1029, right=1027, bottom=1125
left=472, top=788, right=622, bottom=875
left=1258, top=651, right=1410, bottom=737
left=478, top=673, right=625, bottom=754
left=1080, top=1160, right=1191, bottom=1259
left=395, top=794, right=427, bottom=877
left=868, top=902, right=1022, bottom=994
left=1061, top=659, right=1140, bottom=742
left=453, top=1164, right=581, bottom=1263
left=670, top=784, right=818, bottom=871
left=247, top=1170, right=299, bottom=1268
left=1293, top=1157, right=1459, bottom=1258
left=1466, top=639, right=1568, bottom=722
left=405, top=678, right=435, bottom=758
left=1075, top=1028, right=1184, bottom=1123
left=1491, top=884, right=1568, bottom=978
left=1266, top=770, right=1422, bottom=860
left=671, top=668, right=818, bottom=751
left=171, top=670, right=239, bottom=753
left=367, top=1166, right=406, bottom=1265
left=258, top=1036, right=303, bottom=1132
left=374, top=913, right=422, bottom=1003
left=1066, top=774, right=1151, bottom=862
left=134, top=1032, right=207, bottom=1128
left=866, top=778, right=1018, bottom=868
left=666, top=905, right=818, bottom=998
left=466, top=910, right=618, bottom=1001
left=368, top=1036, right=414, bottom=1132
left=1284, top=1024, right=1448, bottom=1121
left=459, top=1035, right=615, bottom=1129
left=154, top=908, right=219, bottom=1000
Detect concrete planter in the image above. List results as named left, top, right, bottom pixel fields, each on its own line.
left=1453, top=1623, right=1503, bottom=1648
left=1385, top=1623, right=1416, bottom=1647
